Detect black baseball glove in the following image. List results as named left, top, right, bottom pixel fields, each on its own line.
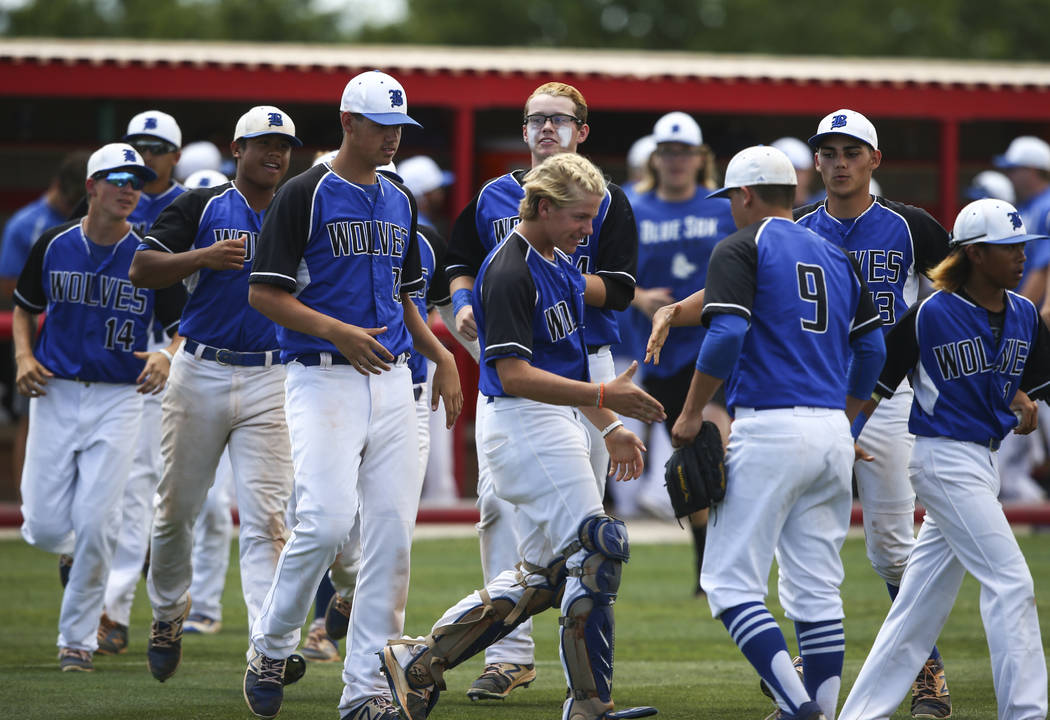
left=663, top=420, right=726, bottom=520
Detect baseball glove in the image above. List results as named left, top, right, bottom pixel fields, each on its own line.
left=664, top=421, right=726, bottom=520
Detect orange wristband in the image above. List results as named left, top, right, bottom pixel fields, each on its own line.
left=597, top=382, right=605, bottom=409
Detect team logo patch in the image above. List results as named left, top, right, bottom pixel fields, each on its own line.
left=267, top=112, right=283, bottom=127
left=671, top=123, right=680, bottom=133
left=830, top=114, right=848, bottom=129
left=123, top=149, right=136, bottom=162
left=388, top=89, right=404, bottom=107
left=1008, top=211, right=1023, bottom=230
left=144, top=117, right=158, bottom=130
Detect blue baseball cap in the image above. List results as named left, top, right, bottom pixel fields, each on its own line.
left=339, top=70, right=422, bottom=128
left=86, top=142, right=158, bottom=182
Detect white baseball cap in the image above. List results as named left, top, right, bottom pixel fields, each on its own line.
left=86, top=142, right=158, bottom=182
left=966, top=170, right=1016, bottom=204
left=398, top=156, right=453, bottom=197
left=994, top=136, right=1050, bottom=172
left=808, top=109, right=878, bottom=151
left=707, top=145, right=797, bottom=199
left=627, top=135, right=657, bottom=171
left=234, top=105, right=302, bottom=147
left=123, top=110, right=182, bottom=148
left=184, top=169, right=229, bottom=189
left=653, top=112, right=702, bottom=147
left=771, top=137, right=813, bottom=170
left=340, top=70, right=421, bottom=128
left=174, top=141, right=223, bottom=183
left=950, top=198, right=1049, bottom=247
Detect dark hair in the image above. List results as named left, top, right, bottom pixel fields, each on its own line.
left=750, top=184, right=797, bottom=208
left=56, top=151, right=90, bottom=203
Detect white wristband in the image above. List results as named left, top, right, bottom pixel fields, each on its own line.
left=158, top=348, right=174, bottom=362
left=601, top=420, right=624, bottom=438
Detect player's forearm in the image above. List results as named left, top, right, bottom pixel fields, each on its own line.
left=679, top=370, right=723, bottom=423
left=12, top=306, right=37, bottom=362
left=401, top=293, right=455, bottom=367
left=129, top=248, right=206, bottom=288
left=670, top=290, right=705, bottom=326
left=579, top=405, right=619, bottom=432
left=582, top=274, right=606, bottom=308
left=248, top=283, right=345, bottom=341
left=449, top=275, right=474, bottom=294
left=495, top=357, right=601, bottom=407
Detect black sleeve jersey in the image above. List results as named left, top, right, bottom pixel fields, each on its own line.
left=593, top=182, right=638, bottom=310
left=882, top=199, right=951, bottom=278
left=421, top=224, right=451, bottom=307
left=14, top=220, right=79, bottom=311
left=874, top=301, right=920, bottom=399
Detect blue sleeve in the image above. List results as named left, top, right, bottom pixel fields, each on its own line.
left=695, top=313, right=748, bottom=379
left=847, top=327, right=886, bottom=399
left=0, top=215, right=29, bottom=278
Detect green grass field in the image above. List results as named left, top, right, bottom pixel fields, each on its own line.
left=4, top=531, right=1050, bottom=719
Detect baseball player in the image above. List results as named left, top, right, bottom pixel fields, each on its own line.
left=839, top=199, right=1050, bottom=720
left=795, top=109, right=955, bottom=719
left=995, top=136, right=1050, bottom=306
left=771, top=137, right=820, bottom=207
left=242, top=70, right=462, bottom=720
left=667, top=145, right=885, bottom=720
left=96, top=110, right=189, bottom=657
left=15, top=143, right=183, bottom=671
left=379, top=152, right=663, bottom=720
left=129, top=105, right=301, bottom=682
left=628, top=111, right=735, bottom=594
left=444, top=81, right=638, bottom=700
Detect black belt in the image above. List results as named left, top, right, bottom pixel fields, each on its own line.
left=294, top=352, right=410, bottom=367
left=414, top=385, right=423, bottom=402
left=587, top=344, right=608, bottom=355
left=184, top=339, right=282, bottom=367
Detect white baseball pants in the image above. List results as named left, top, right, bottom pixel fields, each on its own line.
left=188, top=449, right=234, bottom=621
left=840, top=437, right=1047, bottom=720
left=20, top=379, right=143, bottom=651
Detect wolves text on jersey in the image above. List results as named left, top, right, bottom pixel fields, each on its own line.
left=849, top=249, right=904, bottom=285
left=49, top=271, right=148, bottom=314
left=212, top=228, right=258, bottom=262
left=932, top=336, right=1029, bottom=382
left=325, top=220, right=408, bottom=259
left=543, top=300, right=578, bottom=342
left=491, top=216, right=519, bottom=244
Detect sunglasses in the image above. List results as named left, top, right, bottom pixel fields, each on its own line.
left=97, top=171, right=146, bottom=190
left=129, top=138, right=178, bottom=155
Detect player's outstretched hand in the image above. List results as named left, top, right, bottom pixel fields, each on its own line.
left=633, top=287, right=675, bottom=319
left=15, top=352, right=52, bottom=397
left=455, top=304, right=477, bottom=342
left=603, top=361, right=665, bottom=423
left=1010, top=389, right=1038, bottom=435
left=432, top=354, right=464, bottom=429
left=134, top=350, right=171, bottom=395
left=333, top=324, right=395, bottom=375
left=645, top=303, right=680, bottom=365
left=605, top=426, right=645, bottom=481
left=200, top=234, right=247, bottom=271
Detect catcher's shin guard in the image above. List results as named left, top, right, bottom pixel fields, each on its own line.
left=397, top=558, right=567, bottom=691
left=560, top=515, right=630, bottom=719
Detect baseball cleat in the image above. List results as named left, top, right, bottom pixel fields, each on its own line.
left=244, top=646, right=286, bottom=719
left=96, top=613, right=128, bottom=655
left=147, top=597, right=190, bottom=682
left=301, top=619, right=340, bottom=662
left=283, top=654, right=306, bottom=686
left=378, top=643, right=438, bottom=720
left=911, top=658, right=951, bottom=718
left=466, top=662, right=536, bottom=700
left=59, top=647, right=94, bottom=672
left=183, top=613, right=222, bottom=635
left=340, top=696, right=401, bottom=720
left=325, top=593, right=352, bottom=641
left=605, top=707, right=659, bottom=718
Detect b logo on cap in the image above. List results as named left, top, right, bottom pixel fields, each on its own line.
left=123, top=149, right=136, bottom=162
left=1009, top=211, right=1023, bottom=230
left=144, top=117, right=158, bottom=130
left=388, top=89, right=404, bottom=108
left=267, top=112, right=283, bottom=127
left=831, top=114, right=848, bottom=129
left=671, top=124, right=680, bottom=133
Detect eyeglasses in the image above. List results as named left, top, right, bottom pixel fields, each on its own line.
left=524, top=114, right=582, bottom=130
left=128, top=138, right=177, bottom=155
left=96, top=171, right=146, bottom=190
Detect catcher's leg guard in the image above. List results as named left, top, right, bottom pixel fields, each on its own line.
left=397, top=558, right=567, bottom=692
left=560, top=515, right=629, bottom=720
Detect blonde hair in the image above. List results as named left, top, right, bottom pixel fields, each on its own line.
left=518, top=154, right=607, bottom=221
left=524, top=82, right=588, bottom=124
left=927, top=247, right=971, bottom=293
left=634, top=143, right=718, bottom=195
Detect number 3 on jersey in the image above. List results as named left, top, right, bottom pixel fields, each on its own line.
left=796, top=263, right=828, bottom=333
left=104, top=317, right=136, bottom=352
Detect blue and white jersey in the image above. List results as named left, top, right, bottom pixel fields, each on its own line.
left=128, top=182, right=186, bottom=238
left=624, top=188, right=735, bottom=373
left=474, top=231, right=589, bottom=398
left=875, top=289, right=1050, bottom=446
left=407, top=225, right=451, bottom=385
left=249, top=164, right=424, bottom=362
left=14, top=219, right=183, bottom=384
left=140, top=182, right=278, bottom=353
left=446, top=170, right=637, bottom=347
left=1015, top=186, right=1050, bottom=283
left=0, top=195, right=66, bottom=279
left=795, top=197, right=949, bottom=332
left=700, top=217, right=882, bottom=411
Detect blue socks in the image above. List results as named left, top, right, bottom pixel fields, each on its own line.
left=315, top=573, right=336, bottom=621
left=887, top=582, right=940, bottom=662
left=722, top=602, right=810, bottom=715
left=796, top=620, right=843, bottom=718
